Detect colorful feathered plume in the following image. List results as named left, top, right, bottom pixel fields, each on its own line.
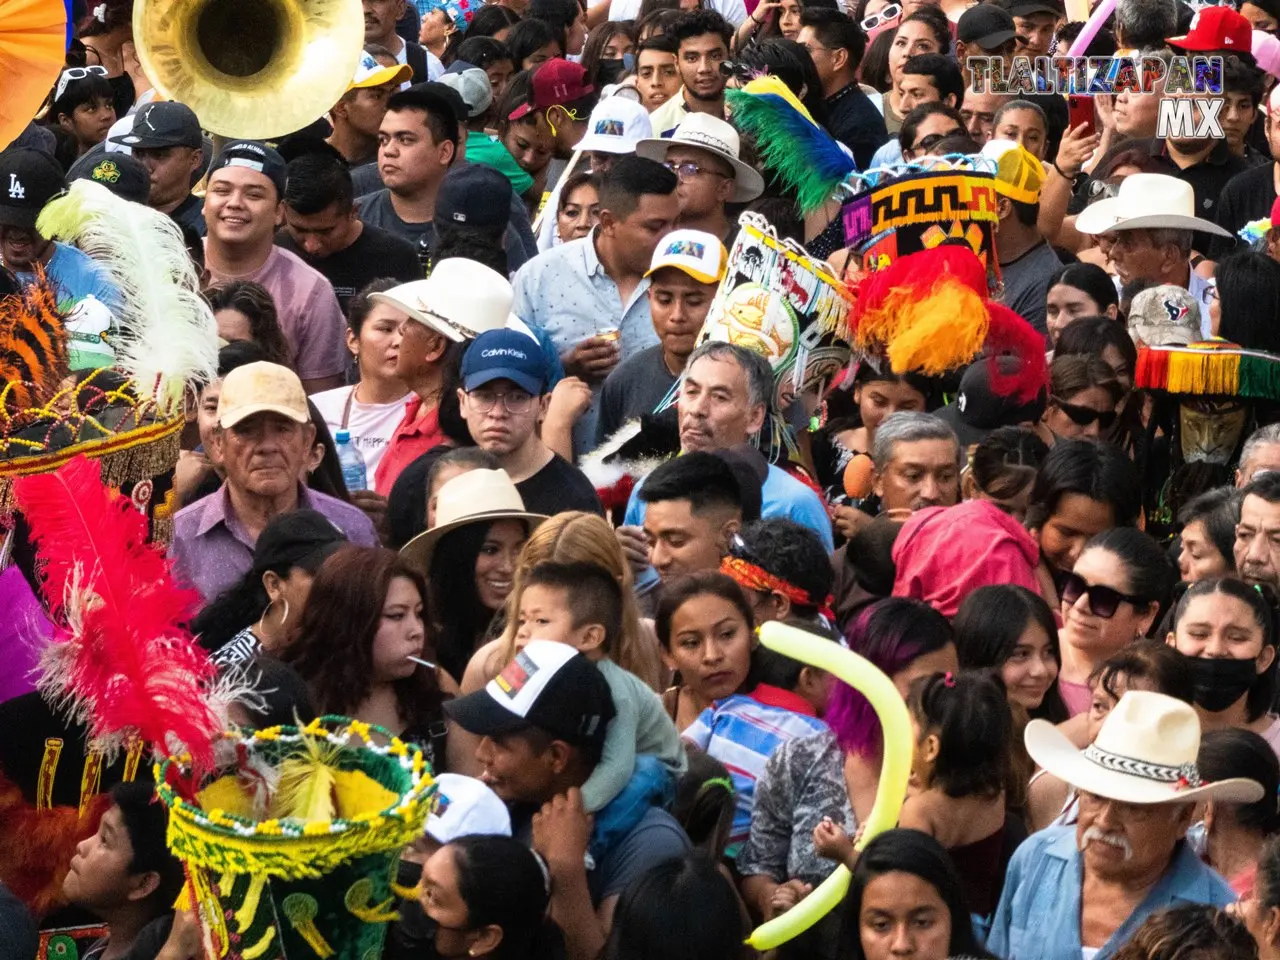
left=0, top=267, right=68, bottom=410
left=35, top=180, right=218, bottom=414
left=13, top=455, right=222, bottom=768
left=726, top=75, right=855, bottom=214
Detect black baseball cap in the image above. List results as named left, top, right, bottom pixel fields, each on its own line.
left=444, top=640, right=615, bottom=749
left=996, top=0, right=1064, bottom=18
left=958, top=4, right=1019, bottom=48
left=207, top=140, right=288, bottom=198
left=71, top=153, right=150, bottom=204
left=0, top=148, right=66, bottom=230
left=250, top=509, right=348, bottom=577
left=935, top=356, right=1048, bottom=447
left=110, top=101, right=203, bottom=150
left=436, top=164, right=513, bottom=230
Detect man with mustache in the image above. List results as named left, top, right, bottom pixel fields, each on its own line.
left=871, top=412, right=962, bottom=515
left=1235, top=473, right=1280, bottom=591
left=988, top=691, right=1262, bottom=960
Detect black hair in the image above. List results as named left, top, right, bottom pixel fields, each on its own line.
left=898, top=6, right=951, bottom=55
left=1174, top=577, right=1278, bottom=721
left=1089, top=638, right=1195, bottom=705
left=597, top=154, right=678, bottom=220
left=733, top=517, right=833, bottom=616
left=1218, top=251, right=1280, bottom=356
left=751, top=617, right=840, bottom=690
left=799, top=8, right=865, bottom=71
left=427, top=448, right=500, bottom=506
left=581, top=21, right=638, bottom=87
left=603, top=854, right=745, bottom=960
left=1026, top=440, right=1143, bottom=533
left=284, top=150, right=354, bottom=215
left=203, top=280, right=291, bottom=365
left=851, top=356, right=937, bottom=403
left=431, top=228, right=509, bottom=276
left=931, top=133, right=981, bottom=154
left=109, top=780, right=184, bottom=911
left=524, top=560, right=625, bottom=653
left=1085, top=526, right=1177, bottom=628
left=898, top=101, right=965, bottom=153
left=1245, top=471, right=1280, bottom=506
left=192, top=339, right=265, bottom=392
left=347, top=277, right=401, bottom=335
left=734, top=38, right=827, bottom=123
left=387, top=87, right=461, bottom=146
left=1055, top=315, right=1139, bottom=384
left=1222, top=53, right=1264, bottom=107
left=639, top=450, right=745, bottom=517
left=1176, top=487, right=1242, bottom=575
left=954, top=585, right=1068, bottom=722
left=655, top=571, right=756, bottom=651
left=1199, top=728, right=1280, bottom=835
left=506, top=18, right=563, bottom=67
left=454, top=35, right=514, bottom=69
left=429, top=520, right=511, bottom=681
left=451, top=835, right=557, bottom=960
left=235, top=656, right=318, bottom=728
left=672, top=751, right=736, bottom=861
left=1048, top=262, right=1120, bottom=315
left=861, top=28, right=895, bottom=92
left=901, top=52, right=964, bottom=106
left=466, top=4, right=521, bottom=39
left=845, top=830, right=989, bottom=960
left=669, top=9, right=733, bottom=50
left=971, top=426, right=1049, bottom=504
left=845, top=514, right=904, bottom=599
left=1255, top=833, right=1280, bottom=911
left=637, top=8, right=684, bottom=39
left=50, top=71, right=115, bottom=124
left=907, top=671, right=1011, bottom=799
left=529, top=0, right=582, bottom=56
left=558, top=171, right=599, bottom=213
left=1111, top=904, right=1256, bottom=960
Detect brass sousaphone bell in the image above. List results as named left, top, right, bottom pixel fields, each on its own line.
left=133, top=0, right=365, bottom=139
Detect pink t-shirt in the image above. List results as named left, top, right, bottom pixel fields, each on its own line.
left=207, top=245, right=347, bottom=381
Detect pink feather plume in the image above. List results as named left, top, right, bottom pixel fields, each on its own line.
left=13, top=456, right=221, bottom=768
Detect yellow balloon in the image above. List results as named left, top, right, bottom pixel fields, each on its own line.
left=745, top=621, right=914, bottom=950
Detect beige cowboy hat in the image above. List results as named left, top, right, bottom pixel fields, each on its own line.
left=371, top=259, right=514, bottom=343
left=1075, top=172, right=1231, bottom=238
left=634, top=113, right=765, bottom=203
left=1025, top=690, right=1264, bottom=805
left=400, top=468, right=546, bottom=575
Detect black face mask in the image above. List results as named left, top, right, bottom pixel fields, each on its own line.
left=1186, top=654, right=1258, bottom=713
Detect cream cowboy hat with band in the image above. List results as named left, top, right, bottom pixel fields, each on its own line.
left=1025, top=690, right=1264, bottom=805
left=1075, top=172, right=1231, bottom=238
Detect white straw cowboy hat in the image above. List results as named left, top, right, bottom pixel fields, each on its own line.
left=635, top=113, right=765, bottom=203
left=371, top=259, right=513, bottom=343
left=1075, top=172, right=1230, bottom=238
left=1025, top=690, right=1264, bottom=805
left=400, top=469, right=546, bottom=575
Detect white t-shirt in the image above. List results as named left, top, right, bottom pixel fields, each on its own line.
left=311, top=385, right=414, bottom=493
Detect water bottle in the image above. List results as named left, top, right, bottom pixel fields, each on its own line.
left=335, top=430, right=367, bottom=493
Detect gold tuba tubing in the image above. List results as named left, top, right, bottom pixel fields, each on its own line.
left=132, top=0, right=365, bottom=139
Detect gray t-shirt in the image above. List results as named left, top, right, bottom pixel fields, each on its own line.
left=588, top=806, right=691, bottom=903
left=595, top=345, right=677, bottom=445
left=356, top=189, right=434, bottom=260
left=999, top=241, right=1061, bottom=336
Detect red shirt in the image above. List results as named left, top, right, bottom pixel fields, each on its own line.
left=374, top=396, right=446, bottom=492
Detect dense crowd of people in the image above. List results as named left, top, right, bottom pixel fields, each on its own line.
left=11, top=0, right=1280, bottom=956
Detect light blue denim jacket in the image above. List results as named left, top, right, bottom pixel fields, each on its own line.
left=986, top=825, right=1235, bottom=960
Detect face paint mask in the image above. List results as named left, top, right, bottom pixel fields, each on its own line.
left=1186, top=654, right=1259, bottom=713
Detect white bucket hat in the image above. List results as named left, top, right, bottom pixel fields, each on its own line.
left=635, top=113, right=765, bottom=203
left=371, top=259, right=513, bottom=343
left=577, top=96, right=653, bottom=154
left=400, top=468, right=546, bottom=574
left=1025, top=690, right=1264, bottom=805
left=1075, top=172, right=1230, bottom=238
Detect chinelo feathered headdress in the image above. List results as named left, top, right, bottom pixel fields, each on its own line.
left=0, top=267, right=68, bottom=411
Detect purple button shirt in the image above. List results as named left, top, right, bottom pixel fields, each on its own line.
left=169, top=484, right=379, bottom=602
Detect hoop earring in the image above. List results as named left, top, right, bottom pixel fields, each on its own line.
left=257, top=597, right=290, bottom=636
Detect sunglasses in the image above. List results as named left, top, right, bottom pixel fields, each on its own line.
left=54, top=65, right=108, bottom=104
left=1055, top=570, right=1148, bottom=619
left=1052, top=397, right=1117, bottom=430
left=912, top=129, right=964, bottom=153
left=860, top=2, right=901, bottom=30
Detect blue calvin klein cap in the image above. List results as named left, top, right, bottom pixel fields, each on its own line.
left=462, top=328, right=547, bottom=396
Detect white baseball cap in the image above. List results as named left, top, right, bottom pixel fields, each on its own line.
left=644, top=228, right=728, bottom=285
left=576, top=96, right=653, bottom=154
left=426, top=773, right=512, bottom=843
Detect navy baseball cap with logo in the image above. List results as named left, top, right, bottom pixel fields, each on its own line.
left=207, top=140, right=288, bottom=198
left=436, top=164, right=512, bottom=230
left=462, top=328, right=548, bottom=396
left=0, top=148, right=65, bottom=230
left=444, top=640, right=615, bottom=749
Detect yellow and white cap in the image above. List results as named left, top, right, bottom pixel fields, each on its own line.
left=644, top=229, right=728, bottom=285
left=981, top=138, right=1044, bottom=205
left=348, top=51, right=412, bottom=91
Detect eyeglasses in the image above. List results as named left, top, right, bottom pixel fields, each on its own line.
left=1051, top=397, right=1117, bottom=430
left=54, top=66, right=108, bottom=104
left=467, top=388, right=535, bottom=414
left=1055, top=570, right=1148, bottom=619
left=912, top=130, right=963, bottom=153
left=860, top=2, right=901, bottom=30
left=663, top=160, right=728, bottom=181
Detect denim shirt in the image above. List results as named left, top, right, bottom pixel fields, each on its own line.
left=986, top=826, right=1235, bottom=960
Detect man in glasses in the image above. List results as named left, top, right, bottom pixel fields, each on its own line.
left=457, top=328, right=603, bottom=516
left=635, top=114, right=763, bottom=243
left=798, top=9, right=887, bottom=170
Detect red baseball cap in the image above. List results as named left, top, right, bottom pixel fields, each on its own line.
left=507, top=58, right=594, bottom=120
left=1167, top=5, right=1251, bottom=52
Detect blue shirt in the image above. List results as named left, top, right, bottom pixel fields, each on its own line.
left=986, top=826, right=1235, bottom=960
left=16, top=242, right=120, bottom=372
left=512, top=229, right=658, bottom=455
left=624, top=462, right=835, bottom=592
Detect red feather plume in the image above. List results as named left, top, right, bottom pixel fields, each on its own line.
left=13, top=456, right=221, bottom=769
left=985, top=302, right=1050, bottom=404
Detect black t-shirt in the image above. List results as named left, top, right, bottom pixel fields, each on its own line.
left=275, top=223, right=422, bottom=313
left=824, top=83, right=889, bottom=171
left=1140, top=138, right=1251, bottom=255
left=595, top=345, right=678, bottom=446
left=170, top=193, right=206, bottom=238
left=1210, top=162, right=1276, bottom=260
